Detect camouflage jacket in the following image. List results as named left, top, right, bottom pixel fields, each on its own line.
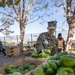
left=35, top=32, right=58, bottom=52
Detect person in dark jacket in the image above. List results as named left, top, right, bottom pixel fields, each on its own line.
left=57, top=33, right=65, bottom=53
left=0, top=41, right=7, bottom=57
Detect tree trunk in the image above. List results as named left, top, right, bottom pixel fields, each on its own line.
left=19, top=23, right=26, bottom=54
left=66, top=28, right=74, bottom=53
left=66, top=18, right=75, bottom=53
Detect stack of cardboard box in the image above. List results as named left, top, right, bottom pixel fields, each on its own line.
left=5, top=46, right=20, bottom=57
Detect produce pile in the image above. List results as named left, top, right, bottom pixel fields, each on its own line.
left=32, top=51, right=75, bottom=75
left=31, top=49, right=51, bottom=58
left=4, top=63, right=37, bottom=75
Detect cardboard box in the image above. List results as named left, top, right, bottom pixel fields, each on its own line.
left=23, top=49, right=35, bottom=57
left=14, top=46, right=21, bottom=56
left=25, top=58, right=48, bottom=75
left=25, top=60, right=47, bottom=75
left=0, top=58, right=47, bottom=74
left=5, top=46, right=20, bottom=56
left=26, top=57, right=48, bottom=61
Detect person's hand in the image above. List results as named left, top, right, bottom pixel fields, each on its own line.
left=37, top=50, right=42, bottom=54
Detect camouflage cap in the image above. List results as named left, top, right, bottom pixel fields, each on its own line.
left=47, top=20, right=57, bottom=30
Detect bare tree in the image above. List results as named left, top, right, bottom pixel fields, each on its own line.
left=53, top=0, right=75, bottom=53
left=0, top=17, right=14, bottom=35
left=0, top=0, right=51, bottom=53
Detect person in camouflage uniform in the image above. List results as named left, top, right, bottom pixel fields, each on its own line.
left=35, top=21, right=57, bottom=55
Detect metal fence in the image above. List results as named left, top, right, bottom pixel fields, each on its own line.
left=0, top=30, right=68, bottom=47
left=0, top=33, right=40, bottom=46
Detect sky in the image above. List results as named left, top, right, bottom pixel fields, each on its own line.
left=0, top=0, right=75, bottom=41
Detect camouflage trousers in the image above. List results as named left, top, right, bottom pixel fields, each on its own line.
left=57, top=48, right=63, bottom=53
left=51, top=49, right=56, bottom=56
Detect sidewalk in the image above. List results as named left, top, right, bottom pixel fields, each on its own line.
left=0, top=54, right=26, bottom=67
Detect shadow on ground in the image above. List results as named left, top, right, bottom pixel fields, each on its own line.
left=0, top=54, right=26, bottom=67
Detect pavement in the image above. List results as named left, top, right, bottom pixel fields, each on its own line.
left=0, top=53, right=26, bottom=67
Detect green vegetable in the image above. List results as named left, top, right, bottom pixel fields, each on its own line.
left=45, top=67, right=55, bottom=75
left=8, top=69, right=17, bottom=74
left=16, top=66, right=24, bottom=72
left=46, top=55, right=50, bottom=58
left=44, top=49, right=51, bottom=54
left=61, top=55, right=75, bottom=67
left=49, top=56, right=56, bottom=60
left=32, top=67, right=45, bottom=75
left=23, top=64, right=30, bottom=69
left=5, top=65, right=16, bottom=74
left=24, top=69, right=29, bottom=74
left=24, top=64, right=36, bottom=70
left=54, top=51, right=68, bottom=60
left=28, top=64, right=36, bottom=70
left=31, top=53, right=38, bottom=58
left=2, top=74, right=11, bottom=75
left=39, top=52, right=46, bottom=58
left=48, top=60, right=58, bottom=70
left=55, top=60, right=61, bottom=67
left=57, top=51, right=68, bottom=56
left=12, top=72, right=22, bottom=75
left=18, top=70, right=25, bottom=74
left=43, top=62, right=50, bottom=72
left=56, top=67, right=74, bottom=75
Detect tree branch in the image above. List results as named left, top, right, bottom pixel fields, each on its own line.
left=27, top=18, right=40, bottom=24
left=54, top=0, right=64, bottom=7
left=27, top=15, right=44, bottom=24
left=11, top=0, right=18, bottom=19
left=62, top=0, right=67, bottom=14
left=73, top=7, right=75, bottom=16
left=66, top=0, right=72, bottom=17
left=22, top=0, right=25, bottom=21
left=18, top=3, right=21, bottom=23
left=0, top=29, right=4, bottom=32
left=0, top=12, right=17, bottom=20
left=23, top=0, right=35, bottom=23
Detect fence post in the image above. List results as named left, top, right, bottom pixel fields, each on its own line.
left=4, top=36, right=6, bottom=46
left=16, top=35, right=18, bottom=45
left=31, top=34, right=32, bottom=46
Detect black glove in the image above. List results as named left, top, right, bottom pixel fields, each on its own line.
left=37, top=50, right=42, bottom=54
